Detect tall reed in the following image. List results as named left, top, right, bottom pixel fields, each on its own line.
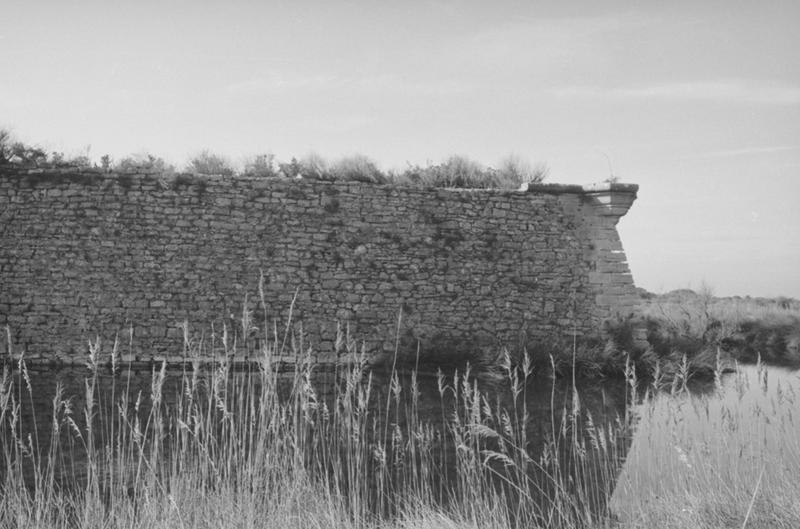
left=0, top=318, right=633, bottom=528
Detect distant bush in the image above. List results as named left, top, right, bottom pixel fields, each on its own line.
left=186, top=150, right=235, bottom=176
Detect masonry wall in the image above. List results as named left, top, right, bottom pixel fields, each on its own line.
left=0, top=167, right=638, bottom=365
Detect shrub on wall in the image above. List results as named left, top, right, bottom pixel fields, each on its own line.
left=297, top=152, right=329, bottom=180
left=329, top=154, right=386, bottom=183
left=186, top=150, right=235, bottom=176
left=399, top=155, right=507, bottom=189
left=0, top=129, right=14, bottom=163
left=393, top=155, right=545, bottom=190
left=292, top=153, right=387, bottom=183
left=115, top=153, right=176, bottom=175
left=428, top=155, right=489, bottom=188
left=278, top=157, right=303, bottom=178
left=243, top=153, right=277, bottom=178
left=497, top=154, right=549, bottom=187
left=0, top=128, right=54, bottom=167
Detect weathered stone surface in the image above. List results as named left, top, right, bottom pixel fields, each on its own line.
left=0, top=167, right=638, bottom=364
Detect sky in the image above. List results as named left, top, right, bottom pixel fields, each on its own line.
left=1, top=0, right=799, bottom=298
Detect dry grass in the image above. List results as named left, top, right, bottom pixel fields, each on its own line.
left=1, top=324, right=631, bottom=529
left=635, top=291, right=800, bottom=371
left=2, top=292, right=798, bottom=528
left=611, top=361, right=800, bottom=528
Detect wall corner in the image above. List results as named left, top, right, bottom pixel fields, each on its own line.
left=581, top=182, right=639, bottom=327
left=581, top=182, right=638, bottom=223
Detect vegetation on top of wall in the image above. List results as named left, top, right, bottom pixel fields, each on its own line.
left=242, top=153, right=278, bottom=178
left=497, top=154, right=550, bottom=186
left=114, top=153, right=177, bottom=175
left=394, top=154, right=548, bottom=189
left=0, top=128, right=82, bottom=168
left=329, top=154, right=387, bottom=184
left=0, top=128, right=548, bottom=190
left=185, top=150, right=236, bottom=176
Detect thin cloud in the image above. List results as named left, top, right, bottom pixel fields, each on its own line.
left=553, top=79, right=800, bottom=105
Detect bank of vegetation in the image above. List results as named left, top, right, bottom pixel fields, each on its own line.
left=608, top=289, right=800, bottom=382
left=447, top=289, right=800, bottom=388
left=0, top=129, right=548, bottom=190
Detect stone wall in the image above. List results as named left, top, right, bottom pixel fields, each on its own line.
left=0, top=167, right=638, bottom=365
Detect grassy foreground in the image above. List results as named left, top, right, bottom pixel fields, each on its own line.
left=2, top=323, right=799, bottom=529
left=612, top=361, right=800, bottom=528
left=2, top=326, right=634, bottom=529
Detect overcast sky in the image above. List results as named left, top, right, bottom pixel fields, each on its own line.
left=2, top=0, right=798, bottom=298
